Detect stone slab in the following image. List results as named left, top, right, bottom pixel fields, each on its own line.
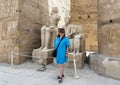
left=89, top=53, right=120, bottom=80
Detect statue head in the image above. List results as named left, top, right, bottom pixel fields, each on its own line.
left=76, top=25, right=82, bottom=35
left=51, top=7, right=58, bottom=15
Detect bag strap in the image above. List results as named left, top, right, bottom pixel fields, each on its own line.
left=55, top=37, right=64, bottom=50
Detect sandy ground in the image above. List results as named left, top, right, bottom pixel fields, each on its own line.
left=0, top=61, right=120, bottom=85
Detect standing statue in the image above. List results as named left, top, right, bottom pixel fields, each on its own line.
left=40, top=7, right=60, bottom=50
left=73, top=25, right=82, bottom=53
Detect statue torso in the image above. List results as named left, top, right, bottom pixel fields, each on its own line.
left=49, top=13, right=60, bottom=27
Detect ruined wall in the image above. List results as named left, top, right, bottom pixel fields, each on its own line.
left=0, top=0, right=49, bottom=64
left=98, top=0, right=120, bottom=58
left=71, top=0, right=98, bottom=51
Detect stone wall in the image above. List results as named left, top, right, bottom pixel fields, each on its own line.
left=0, top=0, right=49, bottom=64
left=71, top=0, right=98, bottom=51
left=0, top=0, right=19, bottom=63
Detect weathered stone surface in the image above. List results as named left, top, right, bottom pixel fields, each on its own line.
left=89, top=0, right=120, bottom=80
left=98, top=24, right=120, bottom=58
left=32, top=49, right=53, bottom=64
left=0, top=0, right=19, bottom=19
left=0, top=0, right=49, bottom=64
left=65, top=52, right=86, bottom=69
left=80, top=36, right=85, bottom=52
left=90, top=54, right=120, bottom=80
left=53, top=52, right=86, bottom=69
left=98, top=0, right=120, bottom=58
left=71, top=0, right=98, bottom=51
left=48, top=0, right=70, bottom=27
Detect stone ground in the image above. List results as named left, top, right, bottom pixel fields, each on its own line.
left=0, top=61, right=120, bottom=85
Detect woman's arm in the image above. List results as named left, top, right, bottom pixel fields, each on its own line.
left=65, top=37, right=70, bottom=57
left=66, top=47, right=69, bottom=54
left=66, top=47, right=69, bottom=57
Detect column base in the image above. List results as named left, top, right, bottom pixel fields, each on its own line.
left=89, top=53, right=120, bottom=80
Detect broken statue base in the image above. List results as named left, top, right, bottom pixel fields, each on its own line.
left=32, top=49, right=54, bottom=65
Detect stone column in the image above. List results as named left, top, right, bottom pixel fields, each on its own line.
left=90, top=0, right=120, bottom=80
left=98, top=0, right=120, bottom=58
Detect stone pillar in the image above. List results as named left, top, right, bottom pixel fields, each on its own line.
left=90, top=0, right=120, bottom=80
left=98, top=0, right=120, bottom=58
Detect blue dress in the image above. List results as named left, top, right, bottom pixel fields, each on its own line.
left=54, top=36, right=70, bottom=64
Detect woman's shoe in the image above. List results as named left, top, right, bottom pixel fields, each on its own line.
left=57, top=74, right=64, bottom=79
left=58, top=77, right=63, bottom=83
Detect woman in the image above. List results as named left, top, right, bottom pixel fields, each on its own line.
left=54, top=28, right=70, bottom=83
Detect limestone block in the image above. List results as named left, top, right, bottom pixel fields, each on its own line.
left=90, top=53, right=120, bottom=80
left=65, top=52, right=86, bottom=69
left=32, top=49, right=54, bottom=65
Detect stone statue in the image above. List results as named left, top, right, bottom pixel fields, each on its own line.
left=63, top=16, right=83, bottom=53
left=63, top=16, right=75, bottom=52
left=68, top=25, right=76, bottom=52
left=63, top=16, right=71, bottom=38
left=73, top=25, right=82, bottom=53
left=40, top=7, right=60, bottom=50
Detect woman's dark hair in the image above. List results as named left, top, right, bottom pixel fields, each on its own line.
left=57, top=28, right=65, bottom=37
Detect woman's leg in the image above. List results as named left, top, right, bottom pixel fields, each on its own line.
left=59, top=64, right=64, bottom=77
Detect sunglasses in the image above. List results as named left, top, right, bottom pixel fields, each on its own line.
left=60, top=32, right=65, bottom=33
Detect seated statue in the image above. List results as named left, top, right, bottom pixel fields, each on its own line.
left=63, top=16, right=75, bottom=52
left=63, top=16, right=72, bottom=38
left=63, top=16, right=83, bottom=53
left=40, top=7, right=60, bottom=50
left=68, top=25, right=77, bottom=52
